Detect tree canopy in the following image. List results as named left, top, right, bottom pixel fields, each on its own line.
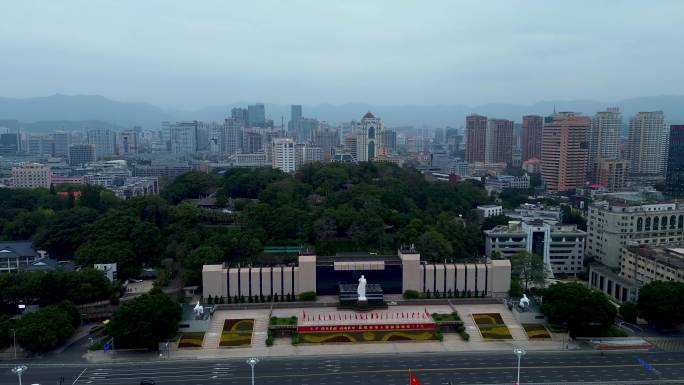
left=108, top=290, right=181, bottom=349
left=637, top=281, right=684, bottom=328
left=16, top=301, right=80, bottom=353
left=541, top=282, right=616, bottom=338
left=510, top=251, right=546, bottom=290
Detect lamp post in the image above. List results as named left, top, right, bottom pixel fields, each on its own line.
left=246, top=357, right=259, bottom=385
left=513, top=347, right=525, bottom=385
left=11, top=364, right=27, bottom=385
left=10, top=328, right=16, bottom=359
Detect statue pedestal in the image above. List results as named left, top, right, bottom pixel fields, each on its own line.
left=357, top=298, right=368, bottom=306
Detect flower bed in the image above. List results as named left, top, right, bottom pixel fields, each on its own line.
left=300, top=329, right=438, bottom=344
left=177, top=332, right=205, bottom=348
left=431, top=312, right=461, bottom=322
left=523, top=324, right=551, bottom=339
left=219, top=319, right=254, bottom=347
left=472, top=313, right=512, bottom=340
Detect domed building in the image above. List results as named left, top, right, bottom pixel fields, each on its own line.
left=354, top=112, right=384, bottom=162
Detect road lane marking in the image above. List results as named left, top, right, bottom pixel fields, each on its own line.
left=72, top=368, right=87, bottom=384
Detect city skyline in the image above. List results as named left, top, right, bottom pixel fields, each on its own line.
left=1, top=1, right=683, bottom=109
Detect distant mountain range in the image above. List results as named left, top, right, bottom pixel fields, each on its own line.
left=1, top=94, right=683, bottom=131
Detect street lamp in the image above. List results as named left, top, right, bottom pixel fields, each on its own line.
left=513, top=347, right=526, bottom=385
left=11, top=364, right=27, bottom=385
left=246, top=357, right=259, bottom=385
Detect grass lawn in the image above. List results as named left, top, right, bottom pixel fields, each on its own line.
left=269, top=316, right=298, bottom=326
left=472, top=313, right=513, bottom=340
left=431, top=312, right=461, bottom=322
left=522, top=324, right=551, bottom=339
left=177, top=332, right=205, bottom=348
left=219, top=319, right=254, bottom=347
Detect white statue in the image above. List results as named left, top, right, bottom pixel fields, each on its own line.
left=193, top=300, right=204, bottom=317
left=519, top=294, right=530, bottom=309
left=357, top=275, right=367, bottom=301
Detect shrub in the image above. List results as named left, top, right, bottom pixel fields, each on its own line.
left=459, top=331, right=470, bottom=341
left=447, top=289, right=453, bottom=298
left=248, top=295, right=253, bottom=303
left=219, top=296, right=225, bottom=304
left=292, top=332, right=300, bottom=345
left=274, top=294, right=279, bottom=302
left=298, top=291, right=316, bottom=301
left=619, top=302, right=638, bottom=324
left=426, top=290, right=431, bottom=299
left=226, top=295, right=232, bottom=304
left=403, top=290, right=420, bottom=299
left=435, top=331, right=444, bottom=341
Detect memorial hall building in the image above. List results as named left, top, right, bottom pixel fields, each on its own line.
left=202, top=248, right=511, bottom=300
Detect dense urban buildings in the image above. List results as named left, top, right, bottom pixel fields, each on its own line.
left=540, top=112, right=590, bottom=193
left=627, top=111, right=669, bottom=184
left=68, top=143, right=96, bottom=166
left=521, top=115, right=543, bottom=161
left=87, top=128, right=116, bottom=158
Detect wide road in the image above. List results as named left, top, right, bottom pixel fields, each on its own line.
left=1, top=351, right=683, bottom=385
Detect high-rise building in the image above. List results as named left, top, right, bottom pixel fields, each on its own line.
left=241, top=129, right=263, bottom=154
left=0, top=133, right=21, bottom=155
left=355, top=112, right=383, bottom=162
left=297, top=118, right=319, bottom=143
left=627, top=111, right=669, bottom=184
left=272, top=138, right=296, bottom=173
left=231, top=108, right=248, bottom=128
left=170, top=121, right=198, bottom=154
left=313, top=127, right=340, bottom=161
left=465, top=114, right=487, bottom=163
left=27, top=135, right=53, bottom=156
left=52, top=131, right=71, bottom=158
left=87, top=128, right=116, bottom=158
left=665, top=125, right=684, bottom=197
left=344, top=135, right=358, bottom=161
left=589, top=108, right=621, bottom=183
left=247, top=103, right=266, bottom=127
left=541, top=112, right=590, bottom=192
left=433, top=128, right=445, bottom=145
left=380, top=129, right=397, bottom=155
left=11, top=163, right=52, bottom=189
left=221, top=118, right=242, bottom=155
left=116, top=130, right=139, bottom=155
left=289, top=105, right=302, bottom=133
left=521, top=115, right=543, bottom=161
left=68, top=144, right=96, bottom=166
left=597, top=160, right=628, bottom=192
left=445, top=128, right=462, bottom=157
left=485, top=119, right=514, bottom=164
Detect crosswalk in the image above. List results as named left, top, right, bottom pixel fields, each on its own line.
left=74, top=363, right=235, bottom=384
left=646, top=337, right=684, bottom=352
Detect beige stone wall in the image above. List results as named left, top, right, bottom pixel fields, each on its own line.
left=489, top=259, right=512, bottom=297
left=298, top=254, right=316, bottom=293
left=202, top=265, right=226, bottom=299
left=399, top=251, right=420, bottom=292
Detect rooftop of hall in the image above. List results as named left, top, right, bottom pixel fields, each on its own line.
left=316, top=252, right=402, bottom=265
left=624, top=245, right=684, bottom=270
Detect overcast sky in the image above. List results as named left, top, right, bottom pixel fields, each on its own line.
left=1, top=1, right=683, bottom=109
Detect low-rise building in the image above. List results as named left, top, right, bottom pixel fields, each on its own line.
left=0, top=241, right=42, bottom=273
left=485, top=220, right=586, bottom=275
left=11, top=163, right=51, bottom=188
left=232, top=152, right=269, bottom=168
left=589, top=245, right=684, bottom=303
left=110, top=177, right=159, bottom=199
left=477, top=205, right=503, bottom=218
left=485, top=174, right=530, bottom=193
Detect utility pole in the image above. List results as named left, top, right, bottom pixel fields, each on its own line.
left=10, top=328, right=16, bottom=359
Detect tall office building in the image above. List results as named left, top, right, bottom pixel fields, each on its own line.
left=298, top=118, right=319, bottom=143
left=116, top=130, right=138, bottom=155
left=231, top=108, right=248, bottom=128
left=627, top=111, right=669, bottom=184
left=52, top=131, right=71, bottom=158
left=485, top=119, right=514, bottom=165
left=588, top=108, right=621, bottom=183
left=522, top=115, right=543, bottom=161
left=433, top=128, right=445, bottom=145
left=0, top=133, right=21, bottom=155
left=665, top=125, right=684, bottom=197
left=68, top=144, right=96, bottom=166
left=170, top=121, right=198, bottom=154
left=87, top=128, right=116, bottom=158
left=597, top=159, right=628, bottom=192
left=312, top=127, right=340, bottom=161
left=541, top=112, right=590, bottom=193
left=241, top=129, right=263, bottom=154
left=354, top=112, right=384, bottom=162
left=465, top=114, right=487, bottom=163
left=380, top=129, right=397, bottom=155
left=445, top=128, right=462, bottom=157
left=222, top=118, right=242, bottom=155
left=295, top=143, right=323, bottom=169
left=272, top=138, right=296, bottom=173
left=247, top=103, right=266, bottom=127
left=289, top=105, right=302, bottom=133
left=27, top=135, right=53, bottom=156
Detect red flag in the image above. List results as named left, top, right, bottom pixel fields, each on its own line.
left=409, top=371, right=423, bottom=385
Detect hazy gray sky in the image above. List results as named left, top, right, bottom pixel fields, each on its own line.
left=1, top=1, right=683, bottom=109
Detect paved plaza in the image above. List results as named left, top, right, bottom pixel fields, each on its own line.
left=86, top=303, right=576, bottom=363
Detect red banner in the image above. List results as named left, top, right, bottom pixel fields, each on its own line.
left=297, top=323, right=436, bottom=333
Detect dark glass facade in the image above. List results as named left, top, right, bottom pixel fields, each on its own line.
left=315, top=265, right=403, bottom=295
left=666, top=125, right=684, bottom=197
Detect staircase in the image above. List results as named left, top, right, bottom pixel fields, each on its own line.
left=251, top=318, right=268, bottom=347
left=203, top=315, right=224, bottom=348
left=499, top=311, right=529, bottom=341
